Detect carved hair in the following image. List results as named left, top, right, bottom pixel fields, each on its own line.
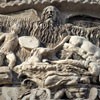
left=41, top=6, right=61, bottom=25
left=32, top=23, right=66, bottom=47
left=10, top=21, right=22, bottom=34
left=31, top=6, right=65, bottom=47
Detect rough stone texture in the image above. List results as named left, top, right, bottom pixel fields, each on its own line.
left=19, top=36, right=40, bottom=49
left=0, top=67, right=12, bottom=85
left=0, top=1, right=100, bottom=100
left=0, top=0, right=100, bottom=16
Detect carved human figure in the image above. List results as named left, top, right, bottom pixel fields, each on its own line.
left=31, top=6, right=64, bottom=47
left=65, top=36, right=100, bottom=60
left=51, top=36, right=100, bottom=76
left=14, top=36, right=70, bottom=72
left=0, top=22, right=21, bottom=68
left=41, top=6, right=61, bottom=25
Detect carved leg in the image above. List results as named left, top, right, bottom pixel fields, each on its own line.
left=50, top=59, right=89, bottom=68
left=6, top=52, right=16, bottom=69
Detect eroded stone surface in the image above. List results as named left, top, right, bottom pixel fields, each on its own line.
left=0, top=3, right=99, bottom=100
left=19, top=36, right=40, bottom=49
left=0, top=67, right=12, bottom=85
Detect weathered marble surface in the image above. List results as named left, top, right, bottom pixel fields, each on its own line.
left=19, top=36, right=40, bottom=49
left=0, top=67, right=12, bottom=85
left=0, top=2, right=99, bottom=100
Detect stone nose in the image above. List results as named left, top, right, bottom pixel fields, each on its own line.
left=48, top=11, right=53, bottom=14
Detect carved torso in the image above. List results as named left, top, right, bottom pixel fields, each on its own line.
left=0, top=33, right=18, bottom=53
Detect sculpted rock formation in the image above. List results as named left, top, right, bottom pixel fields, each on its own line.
left=0, top=3, right=100, bottom=100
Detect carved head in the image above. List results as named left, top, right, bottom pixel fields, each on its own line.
left=41, top=6, right=61, bottom=25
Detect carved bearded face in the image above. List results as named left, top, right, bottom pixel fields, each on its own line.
left=41, top=6, right=61, bottom=24
left=33, top=6, right=62, bottom=47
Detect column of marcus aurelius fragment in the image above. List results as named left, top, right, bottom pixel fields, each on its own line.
left=0, top=0, right=100, bottom=100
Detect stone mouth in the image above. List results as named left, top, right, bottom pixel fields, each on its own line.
left=47, top=14, right=54, bottom=19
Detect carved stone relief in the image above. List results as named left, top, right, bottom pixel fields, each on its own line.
left=0, top=1, right=100, bottom=100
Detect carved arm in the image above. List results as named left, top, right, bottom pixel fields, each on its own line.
left=0, top=34, right=5, bottom=43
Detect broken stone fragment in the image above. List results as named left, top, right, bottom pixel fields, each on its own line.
left=18, top=36, right=40, bottom=49
left=54, top=89, right=65, bottom=99
left=0, top=67, right=12, bottom=85
left=88, top=62, right=100, bottom=76
left=88, top=87, right=98, bottom=100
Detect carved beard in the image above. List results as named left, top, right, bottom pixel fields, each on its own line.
left=33, top=19, right=64, bottom=47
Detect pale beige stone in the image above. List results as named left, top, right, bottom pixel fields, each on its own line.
left=19, top=36, right=40, bottom=49
left=88, top=87, right=98, bottom=100
left=0, top=67, right=12, bottom=85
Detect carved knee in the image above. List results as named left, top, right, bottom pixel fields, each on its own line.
left=6, top=52, right=16, bottom=69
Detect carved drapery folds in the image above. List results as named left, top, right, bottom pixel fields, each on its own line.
left=0, top=4, right=100, bottom=100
